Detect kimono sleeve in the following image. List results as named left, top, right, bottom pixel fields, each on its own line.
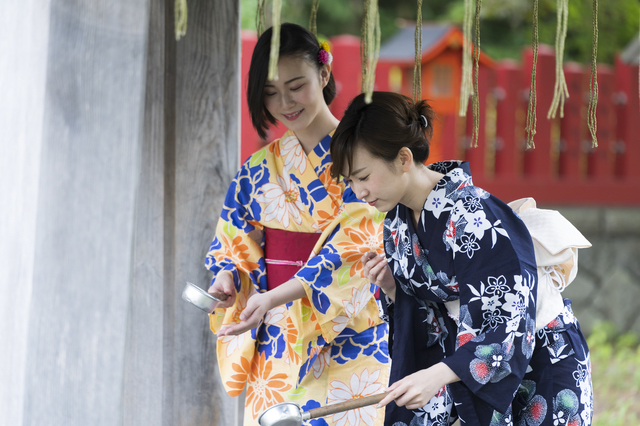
left=205, top=159, right=268, bottom=332
left=293, top=201, right=386, bottom=345
left=440, top=195, right=538, bottom=413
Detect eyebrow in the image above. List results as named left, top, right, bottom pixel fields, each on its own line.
left=346, top=167, right=367, bottom=178
left=264, top=76, right=305, bottom=87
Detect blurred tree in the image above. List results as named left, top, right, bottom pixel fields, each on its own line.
left=241, top=0, right=640, bottom=64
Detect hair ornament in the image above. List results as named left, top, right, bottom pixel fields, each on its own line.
left=319, top=41, right=331, bottom=53
left=419, top=114, right=428, bottom=128
left=318, top=42, right=333, bottom=65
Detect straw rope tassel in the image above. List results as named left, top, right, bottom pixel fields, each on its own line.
left=587, top=0, right=599, bottom=148
left=547, top=0, right=569, bottom=119
left=175, top=0, right=188, bottom=41
left=361, top=0, right=380, bottom=104
left=256, top=0, right=266, bottom=37
left=459, top=0, right=474, bottom=117
left=310, top=0, right=320, bottom=36
left=267, top=0, right=283, bottom=82
left=525, top=0, right=540, bottom=149
left=471, top=0, right=482, bottom=147
left=413, top=0, right=423, bottom=103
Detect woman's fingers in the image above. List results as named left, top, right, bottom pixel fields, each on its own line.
left=209, top=289, right=235, bottom=308
left=219, top=310, right=260, bottom=336
left=368, top=257, right=387, bottom=280
left=209, top=273, right=236, bottom=308
left=375, top=393, right=394, bottom=408
left=362, top=253, right=386, bottom=282
left=376, top=382, right=405, bottom=408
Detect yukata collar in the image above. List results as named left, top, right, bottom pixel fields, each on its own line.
left=281, top=129, right=334, bottom=159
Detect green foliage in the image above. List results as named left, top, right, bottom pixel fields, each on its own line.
left=241, top=0, right=639, bottom=65
left=588, top=321, right=640, bottom=425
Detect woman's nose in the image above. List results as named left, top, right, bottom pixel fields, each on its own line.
left=354, top=184, right=368, bottom=201
left=280, top=92, right=294, bottom=108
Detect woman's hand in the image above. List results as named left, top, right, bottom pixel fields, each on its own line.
left=376, top=363, right=460, bottom=410
left=217, top=292, right=273, bottom=336
left=362, top=252, right=396, bottom=301
left=208, top=272, right=236, bottom=309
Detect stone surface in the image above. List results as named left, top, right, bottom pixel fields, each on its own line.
left=556, top=207, right=640, bottom=337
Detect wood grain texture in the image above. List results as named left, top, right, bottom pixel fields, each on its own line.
left=6, top=0, right=240, bottom=425
left=22, top=1, right=149, bottom=425
left=121, top=0, right=166, bottom=424
left=169, top=0, right=240, bottom=424
left=0, top=1, right=51, bottom=425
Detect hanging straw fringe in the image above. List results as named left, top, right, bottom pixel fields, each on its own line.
left=587, top=0, right=599, bottom=148
left=525, top=0, right=539, bottom=149
left=175, top=0, right=188, bottom=41
left=471, top=0, right=482, bottom=147
left=547, top=0, right=569, bottom=119
left=361, top=0, right=381, bottom=104
left=310, top=0, right=320, bottom=36
left=459, top=0, right=474, bottom=117
left=413, top=0, right=423, bottom=103
left=267, top=0, right=283, bottom=81
left=256, top=0, right=266, bottom=37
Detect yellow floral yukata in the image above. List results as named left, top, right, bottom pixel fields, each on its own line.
left=206, top=130, right=390, bottom=426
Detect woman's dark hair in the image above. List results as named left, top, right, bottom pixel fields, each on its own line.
left=247, top=23, right=336, bottom=140
left=330, top=92, right=435, bottom=181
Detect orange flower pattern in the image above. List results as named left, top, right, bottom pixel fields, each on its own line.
left=205, top=130, right=389, bottom=425
left=337, top=217, right=385, bottom=277
left=246, top=352, right=293, bottom=419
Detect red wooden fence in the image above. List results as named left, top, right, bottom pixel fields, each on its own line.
left=240, top=32, right=640, bottom=206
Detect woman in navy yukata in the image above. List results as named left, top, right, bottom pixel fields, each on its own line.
left=329, top=92, right=593, bottom=426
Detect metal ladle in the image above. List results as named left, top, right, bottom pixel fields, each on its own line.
left=181, top=281, right=229, bottom=313
left=258, top=392, right=388, bottom=426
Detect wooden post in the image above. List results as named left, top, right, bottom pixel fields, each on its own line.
left=494, top=60, right=523, bottom=180
left=463, top=63, right=496, bottom=181
left=168, top=0, right=241, bottom=424
left=522, top=45, right=557, bottom=179
left=1, top=0, right=242, bottom=425
left=587, top=65, right=615, bottom=179
left=614, top=57, right=640, bottom=180
left=559, top=62, right=587, bottom=179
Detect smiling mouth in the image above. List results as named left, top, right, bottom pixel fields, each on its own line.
left=283, top=109, right=303, bottom=121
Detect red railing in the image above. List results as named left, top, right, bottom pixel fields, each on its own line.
left=240, top=32, right=640, bottom=206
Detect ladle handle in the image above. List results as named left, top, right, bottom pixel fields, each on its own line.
left=305, top=392, right=388, bottom=420
left=209, top=291, right=229, bottom=301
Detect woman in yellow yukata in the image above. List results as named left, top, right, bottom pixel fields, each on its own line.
left=205, top=23, right=390, bottom=426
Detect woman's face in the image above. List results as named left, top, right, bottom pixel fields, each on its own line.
left=263, top=55, right=330, bottom=133
left=343, top=145, right=406, bottom=213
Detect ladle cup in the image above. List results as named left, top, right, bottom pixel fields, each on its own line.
left=258, top=392, right=388, bottom=426
left=181, top=281, right=229, bottom=313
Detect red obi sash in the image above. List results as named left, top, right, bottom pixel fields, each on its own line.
left=264, top=227, right=321, bottom=291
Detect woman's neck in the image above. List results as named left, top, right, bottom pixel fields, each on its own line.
left=402, top=165, right=444, bottom=220
left=294, top=105, right=339, bottom=155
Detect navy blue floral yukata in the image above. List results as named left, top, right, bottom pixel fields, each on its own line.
left=381, top=161, right=593, bottom=426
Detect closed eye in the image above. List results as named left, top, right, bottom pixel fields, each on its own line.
left=359, top=175, right=369, bottom=182
left=291, top=84, right=304, bottom=91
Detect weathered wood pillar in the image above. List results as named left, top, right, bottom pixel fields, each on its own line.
left=158, top=0, right=241, bottom=424
left=0, top=0, right=240, bottom=424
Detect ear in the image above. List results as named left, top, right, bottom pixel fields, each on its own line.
left=398, top=147, right=414, bottom=173
left=320, top=64, right=332, bottom=87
